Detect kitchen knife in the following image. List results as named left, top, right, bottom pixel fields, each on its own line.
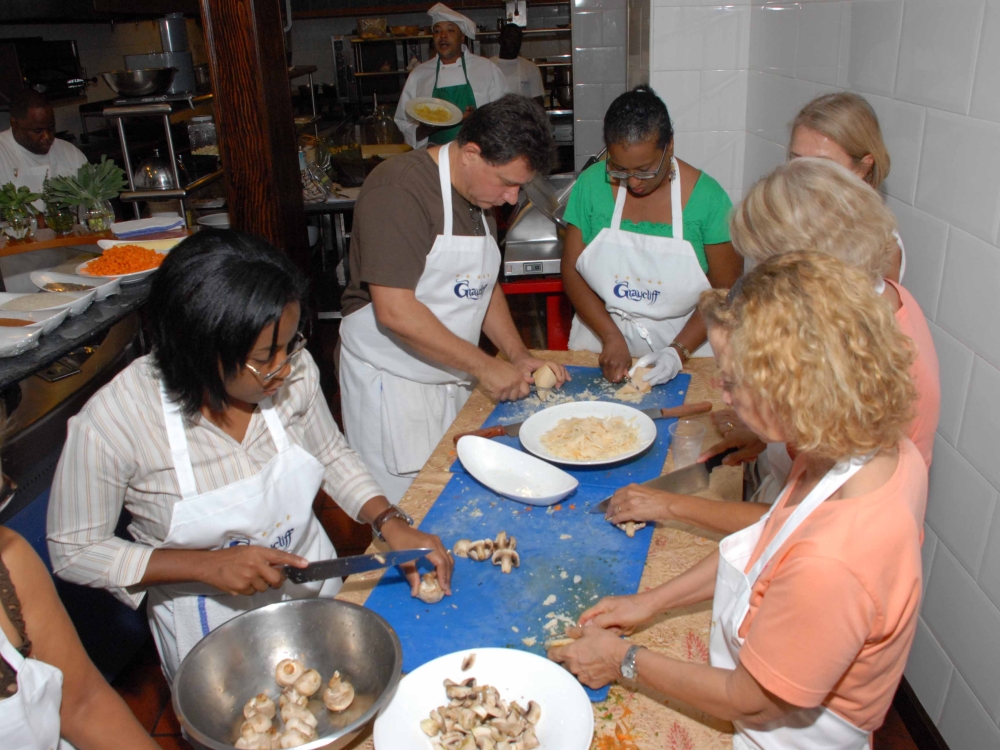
left=588, top=446, right=740, bottom=514
left=452, top=401, right=713, bottom=444
left=282, top=548, right=433, bottom=584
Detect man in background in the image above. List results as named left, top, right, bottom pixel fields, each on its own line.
left=490, top=24, right=544, bottom=106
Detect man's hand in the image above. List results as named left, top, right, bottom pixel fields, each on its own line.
left=381, top=519, right=454, bottom=597
left=599, top=334, right=632, bottom=383
left=477, top=358, right=531, bottom=402
left=509, top=353, right=571, bottom=389
left=201, top=546, right=308, bottom=597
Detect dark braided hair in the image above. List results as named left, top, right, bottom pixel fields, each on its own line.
left=603, top=85, right=674, bottom=149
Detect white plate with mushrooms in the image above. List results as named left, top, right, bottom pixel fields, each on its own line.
left=457, top=436, right=578, bottom=506
left=518, top=401, right=657, bottom=466
left=373, top=647, right=593, bottom=750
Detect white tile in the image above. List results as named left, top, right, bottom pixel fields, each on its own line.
left=746, top=71, right=815, bottom=145
left=926, top=435, right=997, bottom=575
left=573, top=46, right=626, bottom=85
left=922, top=543, right=1000, bottom=712
left=905, top=617, right=954, bottom=723
left=703, top=5, right=751, bottom=72
left=980, top=496, right=1000, bottom=610
left=895, top=0, right=985, bottom=114
left=938, top=670, right=1000, bottom=750
left=674, top=133, right=706, bottom=177
left=651, top=5, right=749, bottom=72
left=922, top=524, right=939, bottom=590
left=574, top=84, right=605, bottom=120
left=836, top=0, right=852, bottom=88
left=726, top=188, right=743, bottom=205
left=699, top=131, right=746, bottom=192
left=970, top=0, right=1000, bottom=123
left=749, top=4, right=799, bottom=77
left=602, top=8, right=627, bottom=48
left=743, top=132, right=787, bottom=189
left=651, top=0, right=750, bottom=5
left=574, top=119, right=606, bottom=157
left=957, top=357, right=1000, bottom=491
left=649, top=71, right=701, bottom=133
left=866, top=96, right=925, bottom=206
left=572, top=11, right=603, bottom=47
left=795, top=1, right=842, bottom=85
left=700, top=70, right=748, bottom=132
left=915, top=110, right=1000, bottom=243
left=936, top=229, right=1000, bottom=371
left=846, top=0, right=904, bottom=96
left=926, top=321, right=975, bottom=447
left=884, top=197, right=946, bottom=318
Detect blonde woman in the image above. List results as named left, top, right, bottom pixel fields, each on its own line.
left=787, top=91, right=904, bottom=281
left=605, top=158, right=939, bottom=535
left=551, top=253, right=926, bottom=750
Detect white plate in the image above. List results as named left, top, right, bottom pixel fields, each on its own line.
left=405, top=97, right=463, bottom=127
left=518, top=401, right=657, bottom=466
left=457, top=435, right=578, bottom=506
left=0, top=307, right=70, bottom=335
left=75, top=239, right=179, bottom=283
left=29, top=270, right=121, bottom=301
left=196, top=213, right=230, bottom=229
left=374, top=648, right=593, bottom=750
left=0, top=326, right=43, bottom=358
left=0, top=290, right=96, bottom=317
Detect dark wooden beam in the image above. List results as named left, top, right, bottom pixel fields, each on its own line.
left=198, top=0, right=309, bottom=272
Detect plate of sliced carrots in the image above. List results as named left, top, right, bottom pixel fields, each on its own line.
left=78, top=239, right=181, bottom=283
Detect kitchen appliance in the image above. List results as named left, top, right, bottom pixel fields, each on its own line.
left=100, top=68, right=177, bottom=97
left=0, top=39, right=86, bottom=103
left=331, top=35, right=358, bottom=103
left=283, top=547, right=432, bottom=584
left=502, top=172, right=576, bottom=277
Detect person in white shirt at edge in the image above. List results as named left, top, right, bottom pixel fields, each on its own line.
left=489, top=24, right=544, bottom=106
left=394, top=3, right=507, bottom=148
left=339, top=96, right=569, bottom=503
left=0, top=90, right=87, bottom=212
left=46, top=231, right=452, bottom=682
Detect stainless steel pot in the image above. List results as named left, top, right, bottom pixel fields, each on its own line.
left=100, top=68, right=177, bottom=97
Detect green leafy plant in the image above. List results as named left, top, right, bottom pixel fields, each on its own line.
left=0, top=183, right=41, bottom=214
left=42, top=155, right=126, bottom=207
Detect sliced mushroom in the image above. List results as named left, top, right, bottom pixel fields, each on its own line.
left=491, top=547, right=520, bottom=574
left=467, top=539, right=494, bottom=561
left=521, top=728, right=540, bottom=749
left=461, top=652, right=476, bottom=671
left=244, top=692, right=276, bottom=720
left=617, top=520, right=646, bottom=538
left=525, top=700, right=541, bottom=725
left=274, top=658, right=306, bottom=688
left=452, top=539, right=473, bottom=558
left=421, top=717, right=443, bottom=736
left=322, top=670, right=355, bottom=712
left=292, top=668, right=322, bottom=697
left=418, top=571, right=445, bottom=604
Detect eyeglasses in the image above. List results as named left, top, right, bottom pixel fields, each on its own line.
left=606, top=148, right=668, bottom=181
left=244, top=333, right=308, bottom=385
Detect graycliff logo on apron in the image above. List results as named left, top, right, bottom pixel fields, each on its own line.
left=613, top=279, right=662, bottom=305
left=454, top=279, right=490, bottom=299
left=271, top=528, right=295, bottom=550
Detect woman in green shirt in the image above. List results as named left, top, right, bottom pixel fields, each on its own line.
left=562, top=86, right=743, bottom=383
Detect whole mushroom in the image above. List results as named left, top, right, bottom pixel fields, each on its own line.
left=323, top=670, right=356, bottom=712
left=417, top=571, right=445, bottom=604
left=452, top=539, right=473, bottom=558
left=491, top=547, right=520, bottom=574
left=275, top=658, right=305, bottom=688
left=293, top=668, right=322, bottom=697
left=244, top=693, right=276, bottom=720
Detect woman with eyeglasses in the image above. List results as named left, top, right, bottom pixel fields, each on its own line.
left=46, top=230, right=452, bottom=681
left=561, top=85, right=743, bottom=384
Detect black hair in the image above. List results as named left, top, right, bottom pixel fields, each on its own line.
left=149, top=229, right=309, bottom=417
left=498, top=23, right=523, bottom=52
left=10, top=90, right=50, bottom=120
left=457, top=94, right=555, bottom=174
left=603, top=85, right=674, bottom=149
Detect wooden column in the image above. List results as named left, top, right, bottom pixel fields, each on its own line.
left=199, top=0, right=309, bottom=271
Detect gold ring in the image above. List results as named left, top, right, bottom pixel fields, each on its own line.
left=616, top=505, right=621, bottom=514
left=724, top=421, right=734, bottom=434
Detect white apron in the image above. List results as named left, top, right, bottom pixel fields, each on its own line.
left=339, top=144, right=500, bottom=501
left=568, top=158, right=712, bottom=356
left=709, top=456, right=872, bottom=750
left=0, top=627, right=73, bottom=750
left=147, top=386, right=338, bottom=683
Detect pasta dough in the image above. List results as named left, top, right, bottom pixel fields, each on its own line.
left=533, top=364, right=557, bottom=389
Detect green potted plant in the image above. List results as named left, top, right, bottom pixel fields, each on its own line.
left=0, top=183, right=41, bottom=242
left=43, top=156, right=127, bottom=233
left=41, top=178, right=76, bottom=236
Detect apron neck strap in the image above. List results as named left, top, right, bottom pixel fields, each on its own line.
left=0, top=621, right=26, bottom=672
left=746, top=455, right=871, bottom=586
left=438, top=144, right=454, bottom=236
left=610, top=157, right=683, bottom=242
left=159, top=386, right=291, bottom=500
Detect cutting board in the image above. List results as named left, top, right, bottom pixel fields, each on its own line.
left=451, top=366, right=692, bottom=488
left=363, top=473, right=654, bottom=702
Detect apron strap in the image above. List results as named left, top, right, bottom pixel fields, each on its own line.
left=439, top=143, right=453, bottom=236
left=259, top=398, right=291, bottom=452
left=0, top=624, right=26, bottom=672
left=610, top=156, right=683, bottom=242
left=159, top=384, right=200, bottom=500
left=745, top=455, right=871, bottom=587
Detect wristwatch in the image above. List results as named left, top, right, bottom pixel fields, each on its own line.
left=371, top=505, right=415, bottom=541
left=620, top=644, right=643, bottom=680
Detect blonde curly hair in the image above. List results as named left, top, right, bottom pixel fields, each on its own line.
left=731, top=157, right=898, bottom=283
left=791, top=92, right=890, bottom=189
left=700, top=252, right=916, bottom=462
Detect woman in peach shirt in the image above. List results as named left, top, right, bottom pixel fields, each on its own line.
left=550, top=253, right=927, bottom=749
left=605, top=158, right=940, bottom=535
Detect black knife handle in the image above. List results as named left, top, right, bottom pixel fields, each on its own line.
left=283, top=565, right=307, bottom=584
left=703, top=446, right=742, bottom=473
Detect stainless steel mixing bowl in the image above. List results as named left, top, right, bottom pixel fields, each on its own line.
left=172, top=599, right=402, bottom=750
left=101, top=68, right=177, bottom=97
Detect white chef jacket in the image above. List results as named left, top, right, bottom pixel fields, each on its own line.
left=489, top=56, right=544, bottom=99
left=0, top=129, right=87, bottom=210
left=394, top=46, right=508, bottom=149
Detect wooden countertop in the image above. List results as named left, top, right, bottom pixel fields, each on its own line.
left=338, top=351, right=736, bottom=749
left=0, top=227, right=189, bottom=257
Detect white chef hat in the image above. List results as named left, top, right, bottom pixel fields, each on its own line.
left=427, top=3, right=477, bottom=39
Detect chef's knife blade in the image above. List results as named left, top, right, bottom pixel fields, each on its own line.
left=588, top=446, right=740, bottom=514
left=452, top=401, right=713, bottom=444
left=282, top=548, right=432, bottom=584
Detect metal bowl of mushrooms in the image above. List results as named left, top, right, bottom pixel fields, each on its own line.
left=172, top=599, right=403, bottom=749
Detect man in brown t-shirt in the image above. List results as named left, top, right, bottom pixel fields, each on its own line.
left=339, top=96, right=569, bottom=501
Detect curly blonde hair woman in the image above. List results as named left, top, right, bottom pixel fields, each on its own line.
left=553, top=252, right=927, bottom=750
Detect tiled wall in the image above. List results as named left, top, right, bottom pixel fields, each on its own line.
left=648, top=0, right=751, bottom=204
left=572, top=0, right=628, bottom=171
left=737, top=2, right=1000, bottom=747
